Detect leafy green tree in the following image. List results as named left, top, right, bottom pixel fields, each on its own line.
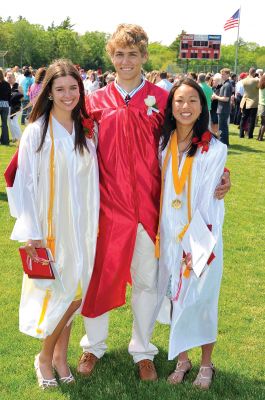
left=80, top=31, right=111, bottom=70
left=58, top=17, right=75, bottom=31
left=146, top=42, right=176, bottom=72
left=54, top=29, right=82, bottom=63
left=0, top=19, right=264, bottom=73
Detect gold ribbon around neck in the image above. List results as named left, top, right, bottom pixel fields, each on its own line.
left=36, top=114, right=55, bottom=335
left=155, top=130, right=194, bottom=280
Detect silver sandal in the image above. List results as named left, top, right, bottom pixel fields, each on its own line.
left=167, top=359, right=192, bottom=384
left=53, top=362, right=75, bottom=385
left=193, top=363, right=216, bottom=390
left=34, top=354, right=58, bottom=390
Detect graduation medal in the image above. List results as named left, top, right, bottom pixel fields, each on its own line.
left=172, top=198, right=182, bottom=209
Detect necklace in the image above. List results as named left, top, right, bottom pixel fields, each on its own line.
left=177, top=127, right=193, bottom=143
left=178, top=140, right=192, bottom=154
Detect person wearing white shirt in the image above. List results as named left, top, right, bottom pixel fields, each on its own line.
left=84, top=72, right=100, bottom=95
left=8, top=60, right=99, bottom=390
left=156, top=71, right=173, bottom=92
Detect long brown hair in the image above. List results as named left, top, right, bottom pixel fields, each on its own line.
left=29, top=59, right=89, bottom=154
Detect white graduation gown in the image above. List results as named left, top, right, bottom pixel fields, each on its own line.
left=10, top=116, right=99, bottom=339
left=156, top=137, right=227, bottom=360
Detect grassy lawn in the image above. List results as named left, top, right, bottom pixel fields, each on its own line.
left=0, top=125, right=264, bottom=400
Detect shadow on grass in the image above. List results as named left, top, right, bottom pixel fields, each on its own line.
left=60, top=348, right=265, bottom=400
left=228, top=143, right=265, bottom=154
left=0, top=192, right=8, bottom=202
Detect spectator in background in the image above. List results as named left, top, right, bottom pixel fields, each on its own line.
left=146, top=70, right=159, bottom=84
left=256, top=69, right=264, bottom=79
left=105, top=73, right=115, bottom=84
left=97, top=74, right=105, bottom=89
left=29, top=67, right=46, bottom=105
left=156, top=71, right=173, bottom=92
left=79, top=68, right=87, bottom=81
left=187, top=72, right=197, bottom=81
left=239, top=67, right=259, bottom=139
left=198, top=73, right=213, bottom=124
left=13, top=66, right=21, bottom=82
left=229, top=73, right=237, bottom=123
left=212, top=68, right=232, bottom=146
left=6, top=71, right=23, bottom=142
left=210, top=73, right=222, bottom=134
left=233, top=72, right=247, bottom=127
left=257, top=74, right=265, bottom=141
left=84, top=71, right=100, bottom=95
left=20, top=68, right=34, bottom=125
left=0, top=68, right=11, bottom=145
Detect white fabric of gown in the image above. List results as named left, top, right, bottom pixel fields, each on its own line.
left=156, top=137, right=227, bottom=360
left=9, top=116, right=99, bottom=339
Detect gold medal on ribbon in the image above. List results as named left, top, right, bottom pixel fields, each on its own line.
left=171, top=198, right=182, bottom=209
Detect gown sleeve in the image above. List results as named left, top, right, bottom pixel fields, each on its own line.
left=10, top=124, right=43, bottom=242
left=196, top=139, right=227, bottom=239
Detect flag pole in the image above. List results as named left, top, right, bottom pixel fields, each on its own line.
left=234, top=7, right=241, bottom=74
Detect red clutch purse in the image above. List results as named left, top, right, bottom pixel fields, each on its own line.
left=19, top=247, right=55, bottom=279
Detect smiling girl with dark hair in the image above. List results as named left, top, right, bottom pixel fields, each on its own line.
left=154, top=78, right=227, bottom=390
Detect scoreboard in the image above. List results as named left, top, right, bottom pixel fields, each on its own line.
left=179, top=34, right=222, bottom=60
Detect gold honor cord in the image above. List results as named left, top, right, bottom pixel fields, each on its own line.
left=170, top=132, right=194, bottom=196
left=46, top=114, right=56, bottom=258
left=36, top=114, right=55, bottom=335
left=155, top=142, right=171, bottom=259
left=155, top=130, right=194, bottom=280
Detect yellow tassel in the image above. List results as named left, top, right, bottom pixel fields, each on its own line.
left=178, top=224, right=189, bottom=242
left=36, top=289, right=51, bottom=334
left=46, top=236, right=55, bottom=259
left=155, top=235, right=160, bottom=258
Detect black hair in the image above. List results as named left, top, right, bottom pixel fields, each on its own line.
left=161, top=78, right=210, bottom=157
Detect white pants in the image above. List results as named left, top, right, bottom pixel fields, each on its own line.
left=8, top=112, right=22, bottom=140
left=81, top=223, right=159, bottom=363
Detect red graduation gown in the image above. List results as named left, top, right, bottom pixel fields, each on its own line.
left=81, top=81, right=168, bottom=317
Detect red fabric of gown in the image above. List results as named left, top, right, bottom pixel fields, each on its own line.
left=81, top=81, right=168, bottom=317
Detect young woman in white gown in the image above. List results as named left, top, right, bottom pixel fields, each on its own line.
left=156, top=78, right=227, bottom=389
left=9, top=60, right=99, bottom=389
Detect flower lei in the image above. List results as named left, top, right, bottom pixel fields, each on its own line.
left=81, top=116, right=94, bottom=139
left=192, top=131, right=212, bottom=153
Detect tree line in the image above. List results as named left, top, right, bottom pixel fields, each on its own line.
left=1, top=17, right=264, bottom=73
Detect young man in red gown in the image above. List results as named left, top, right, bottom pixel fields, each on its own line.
left=79, top=24, right=230, bottom=381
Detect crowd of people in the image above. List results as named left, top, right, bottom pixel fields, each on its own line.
left=1, top=59, right=264, bottom=147
left=2, top=22, right=262, bottom=393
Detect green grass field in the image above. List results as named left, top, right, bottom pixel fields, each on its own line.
left=0, top=126, right=264, bottom=400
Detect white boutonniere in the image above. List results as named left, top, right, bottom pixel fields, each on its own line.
left=144, top=95, right=159, bottom=116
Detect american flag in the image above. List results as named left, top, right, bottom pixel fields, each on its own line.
left=224, top=9, right=240, bottom=31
